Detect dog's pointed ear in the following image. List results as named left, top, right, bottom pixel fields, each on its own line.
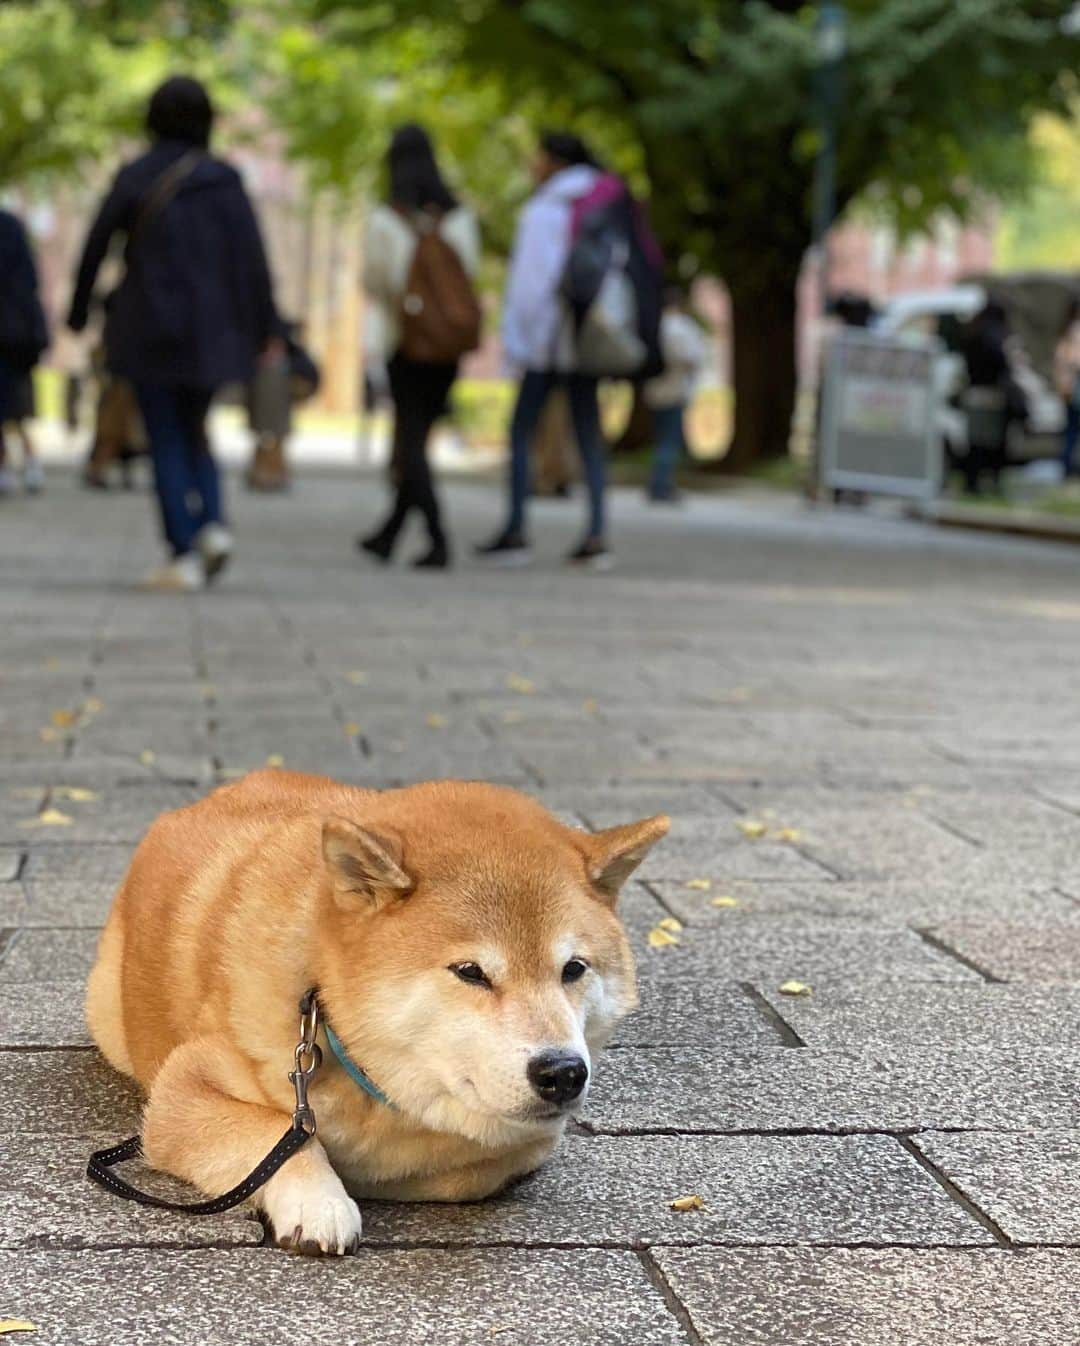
left=586, top=814, right=670, bottom=905
left=322, top=816, right=413, bottom=909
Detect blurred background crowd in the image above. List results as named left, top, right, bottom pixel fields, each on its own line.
left=4, top=1, right=1080, bottom=582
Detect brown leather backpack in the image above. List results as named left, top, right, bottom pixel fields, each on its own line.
left=397, top=210, right=482, bottom=364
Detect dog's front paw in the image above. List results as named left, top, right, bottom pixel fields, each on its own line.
left=261, top=1165, right=363, bottom=1256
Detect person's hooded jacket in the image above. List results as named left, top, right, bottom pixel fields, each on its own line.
left=502, top=163, right=599, bottom=373
left=68, top=140, right=278, bottom=387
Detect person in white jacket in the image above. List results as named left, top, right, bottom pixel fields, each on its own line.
left=359, top=124, right=480, bottom=569
left=475, top=132, right=612, bottom=568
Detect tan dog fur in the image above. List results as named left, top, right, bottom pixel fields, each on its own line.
left=85, top=769, right=668, bottom=1253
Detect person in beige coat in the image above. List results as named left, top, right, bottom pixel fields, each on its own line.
left=359, top=125, right=480, bottom=569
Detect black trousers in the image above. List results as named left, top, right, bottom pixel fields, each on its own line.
left=376, top=353, right=457, bottom=545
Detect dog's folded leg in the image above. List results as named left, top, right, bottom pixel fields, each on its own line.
left=140, top=1036, right=363, bottom=1255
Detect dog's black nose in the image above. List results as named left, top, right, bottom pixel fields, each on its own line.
left=527, top=1050, right=588, bottom=1105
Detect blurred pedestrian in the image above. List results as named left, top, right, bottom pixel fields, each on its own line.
left=960, top=301, right=1026, bottom=495
left=475, top=132, right=605, bottom=568
left=68, top=75, right=280, bottom=590
left=3, top=372, right=45, bottom=494
left=245, top=322, right=318, bottom=493
left=644, top=285, right=706, bottom=503
left=358, top=124, right=481, bottom=570
left=0, top=208, right=48, bottom=498
left=1054, top=297, right=1080, bottom=477
left=475, top=131, right=662, bottom=569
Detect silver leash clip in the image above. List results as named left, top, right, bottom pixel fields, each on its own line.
left=289, top=996, right=322, bottom=1135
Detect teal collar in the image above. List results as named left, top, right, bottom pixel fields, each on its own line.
left=322, top=1019, right=396, bottom=1111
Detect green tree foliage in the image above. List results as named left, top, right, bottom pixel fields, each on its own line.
left=0, top=0, right=234, bottom=189
left=311, top=0, right=1080, bottom=465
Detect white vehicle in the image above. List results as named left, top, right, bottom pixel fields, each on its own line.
left=874, top=284, right=1065, bottom=465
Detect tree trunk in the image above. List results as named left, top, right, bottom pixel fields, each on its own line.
left=718, top=267, right=801, bottom=473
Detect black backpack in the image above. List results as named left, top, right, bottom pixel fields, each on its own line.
left=560, top=176, right=662, bottom=379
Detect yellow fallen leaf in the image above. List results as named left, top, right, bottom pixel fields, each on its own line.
left=426, top=713, right=448, bottom=728
left=343, top=722, right=361, bottom=738
left=81, top=697, right=103, bottom=715
left=685, top=877, right=712, bottom=891
left=345, top=670, right=367, bottom=685
left=657, top=916, right=683, bottom=933
left=648, top=927, right=680, bottom=948
left=737, top=819, right=767, bottom=839
left=38, top=727, right=61, bottom=743
left=772, top=828, right=803, bottom=843
left=501, top=710, right=523, bottom=725
left=54, top=787, right=98, bottom=803
left=201, top=684, right=216, bottom=701
left=710, top=895, right=739, bottom=909
left=138, top=750, right=156, bottom=766
left=0, top=1321, right=36, bottom=1335
left=670, top=1194, right=705, bottom=1212
left=24, top=809, right=72, bottom=828
left=778, top=980, right=813, bottom=997
left=582, top=698, right=598, bottom=714
left=50, top=709, right=75, bottom=728
left=44, top=657, right=61, bottom=670
left=506, top=674, right=536, bottom=695
left=265, top=754, right=285, bottom=767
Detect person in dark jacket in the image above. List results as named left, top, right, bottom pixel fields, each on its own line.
left=959, top=301, right=1027, bottom=495
left=0, top=209, right=49, bottom=497
left=68, top=76, right=279, bottom=590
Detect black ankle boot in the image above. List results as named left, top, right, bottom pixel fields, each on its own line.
left=357, top=531, right=396, bottom=563
left=412, top=539, right=450, bottom=569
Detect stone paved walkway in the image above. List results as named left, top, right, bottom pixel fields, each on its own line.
left=2, top=470, right=1080, bottom=1344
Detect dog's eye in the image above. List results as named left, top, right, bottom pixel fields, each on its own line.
left=562, top=958, right=589, bottom=984
left=450, top=962, right=492, bottom=988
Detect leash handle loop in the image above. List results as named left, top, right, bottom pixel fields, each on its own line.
left=86, top=990, right=321, bottom=1215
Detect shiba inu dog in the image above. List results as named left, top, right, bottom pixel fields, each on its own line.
left=86, top=768, right=668, bottom=1254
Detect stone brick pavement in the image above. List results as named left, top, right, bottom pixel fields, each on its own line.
left=3, top=470, right=1080, bottom=1343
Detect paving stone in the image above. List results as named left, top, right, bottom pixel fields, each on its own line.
left=585, top=1046, right=1080, bottom=1133
left=631, top=921, right=976, bottom=988
left=926, top=918, right=1080, bottom=984
left=916, top=1130, right=1080, bottom=1245
left=0, top=929, right=99, bottom=982
left=0, top=1050, right=141, bottom=1135
left=613, top=979, right=778, bottom=1049
left=0, top=1135, right=262, bottom=1250
left=653, top=1247, right=1080, bottom=1346
left=362, top=1133, right=988, bottom=1247
left=647, top=877, right=1079, bottom=928
left=759, top=984, right=1080, bottom=1051
left=0, top=1248, right=683, bottom=1346
left=0, top=983, right=90, bottom=1046
left=20, top=843, right=133, bottom=891
left=0, top=878, right=116, bottom=927
left=12, top=783, right=198, bottom=844
left=0, top=849, right=23, bottom=883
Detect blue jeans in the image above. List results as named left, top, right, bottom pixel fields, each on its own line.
left=135, top=384, right=221, bottom=556
left=1064, top=402, right=1080, bottom=476
left=507, top=370, right=606, bottom=539
left=649, top=403, right=686, bottom=498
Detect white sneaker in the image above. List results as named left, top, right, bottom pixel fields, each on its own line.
left=23, top=460, right=44, bottom=494
left=138, top=553, right=205, bottom=592
left=0, top=467, right=17, bottom=497
left=195, top=524, right=234, bottom=581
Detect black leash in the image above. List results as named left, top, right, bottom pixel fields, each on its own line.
left=86, top=991, right=322, bottom=1215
